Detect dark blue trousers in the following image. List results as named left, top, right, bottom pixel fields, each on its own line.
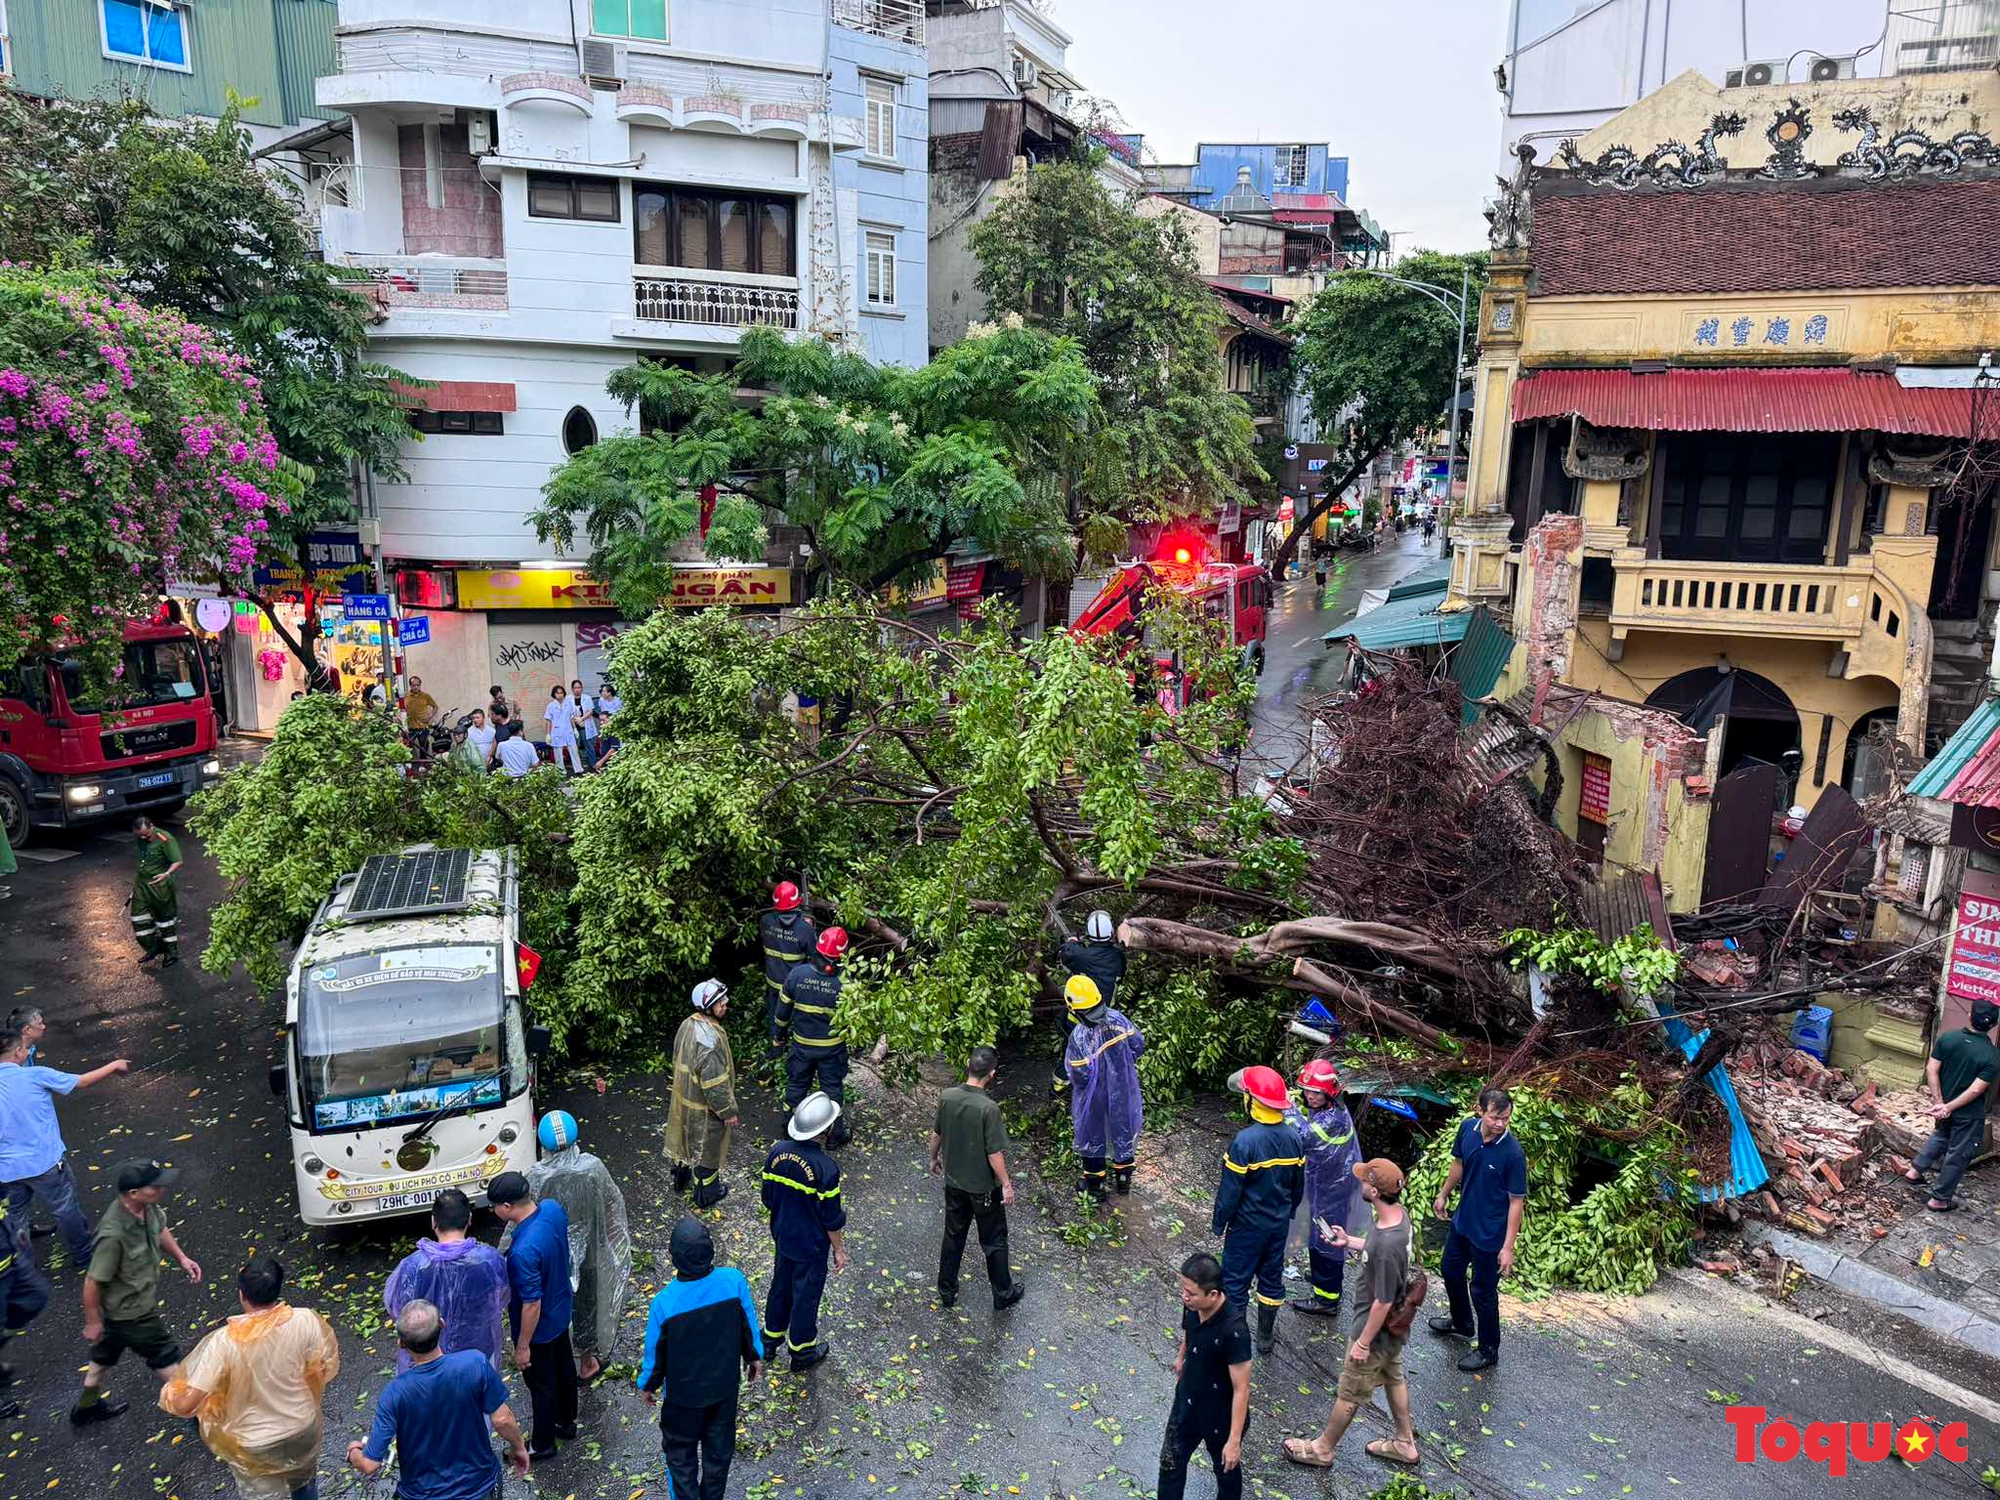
left=762, top=1249, right=829, bottom=1359
left=785, top=1046, right=849, bottom=1110
left=1440, top=1225, right=1502, bottom=1355
left=1220, top=1224, right=1285, bottom=1314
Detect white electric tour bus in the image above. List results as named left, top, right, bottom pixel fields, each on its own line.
left=270, top=846, right=550, bottom=1226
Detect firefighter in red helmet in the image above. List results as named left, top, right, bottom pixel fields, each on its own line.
left=775, top=927, right=851, bottom=1148
left=758, top=882, right=816, bottom=1079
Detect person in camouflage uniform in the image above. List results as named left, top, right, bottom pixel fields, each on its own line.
left=665, top=980, right=739, bottom=1210
left=130, top=817, right=184, bottom=969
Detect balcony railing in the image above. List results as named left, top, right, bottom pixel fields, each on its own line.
left=339, top=255, right=508, bottom=311
left=1609, top=556, right=1874, bottom=641
left=1887, top=1, right=2000, bottom=75
left=832, top=0, right=925, bottom=44
left=633, top=274, right=800, bottom=330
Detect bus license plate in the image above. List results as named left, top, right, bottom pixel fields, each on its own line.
left=137, top=772, right=175, bottom=789
left=371, top=1192, right=433, bottom=1213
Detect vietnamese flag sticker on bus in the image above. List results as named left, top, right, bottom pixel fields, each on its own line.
left=516, top=941, right=543, bottom=991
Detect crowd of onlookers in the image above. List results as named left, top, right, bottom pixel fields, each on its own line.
left=389, top=678, right=625, bottom=779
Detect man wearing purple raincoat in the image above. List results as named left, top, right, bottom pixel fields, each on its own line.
left=383, top=1189, right=511, bottom=1372
left=1062, top=975, right=1146, bottom=1200
left=1286, top=1059, right=1361, bottom=1316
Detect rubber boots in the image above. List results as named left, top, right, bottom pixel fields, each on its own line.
left=1112, top=1166, right=1133, bottom=1196
left=1254, top=1302, right=1279, bottom=1356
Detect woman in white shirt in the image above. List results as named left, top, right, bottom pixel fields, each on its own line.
left=570, top=677, right=598, bottom=769
left=543, top=684, right=585, bottom=774
left=462, top=708, right=497, bottom=769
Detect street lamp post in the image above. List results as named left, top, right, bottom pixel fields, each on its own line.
left=1347, top=266, right=1472, bottom=543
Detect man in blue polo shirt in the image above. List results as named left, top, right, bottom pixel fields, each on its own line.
left=1428, top=1086, right=1527, bottom=1372
left=0, top=1025, right=130, bottom=1268
left=348, top=1299, right=531, bottom=1499
left=488, top=1171, right=576, bottom=1461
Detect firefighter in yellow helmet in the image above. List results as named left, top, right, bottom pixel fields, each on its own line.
left=1061, top=975, right=1146, bottom=1201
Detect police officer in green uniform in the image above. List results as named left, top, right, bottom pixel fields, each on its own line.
left=130, top=817, right=184, bottom=969
left=776, top=929, right=851, bottom=1148
left=71, top=1160, right=203, bottom=1426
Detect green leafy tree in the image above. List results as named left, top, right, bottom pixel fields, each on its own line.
left=1276, top=249, right=1489, bottom=575
left=546, top=597, right=1303, bottom=1060
left=192, top=695, right=574, bottom=992
left=0, top=89, right=416, bottom=680
left=532, top=324, right=1100, bottom=617
left=969, top=157, right=1262, bottom=547
left=0, top=267, right=284, bottom=689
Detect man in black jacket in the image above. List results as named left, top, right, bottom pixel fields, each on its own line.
left=636, top=1219, right=764, bottom=1500
left=1054, top=910, right=1125, bottom=1092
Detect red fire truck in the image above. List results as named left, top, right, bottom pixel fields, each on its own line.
left=1071, top=548, right=1274, bottom=682
left=0, top=621, right=222, bottom=849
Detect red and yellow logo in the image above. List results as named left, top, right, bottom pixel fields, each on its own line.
left=1727, top=1406, right=1969, bottom=1476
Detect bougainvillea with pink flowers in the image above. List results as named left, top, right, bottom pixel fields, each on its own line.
left=0, top=267, right=284, bottom=693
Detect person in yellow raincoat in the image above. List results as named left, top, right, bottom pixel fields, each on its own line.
left=161, top=1256, right=339, bottom=1500
left=666, top=978, right=740, bottom=1209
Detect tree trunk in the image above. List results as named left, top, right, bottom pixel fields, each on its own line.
left=246, top=588, right=329, bottom=688
left=1267, top=448, right=1383, bottom=577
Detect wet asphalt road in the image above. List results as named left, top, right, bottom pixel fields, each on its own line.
left=5, top=638, right=2000, bottom=1499
left=1243, top=530, right=1438, bottom=784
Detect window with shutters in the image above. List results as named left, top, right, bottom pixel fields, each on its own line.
left=865, top=77, right=897, bottom=160
left=864, top=230, right=897, bottom=307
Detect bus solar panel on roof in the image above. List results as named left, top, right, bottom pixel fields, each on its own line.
left=345, top=848, right=473, bottom=921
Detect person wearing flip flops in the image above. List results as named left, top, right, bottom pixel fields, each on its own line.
left=1280, top=1159, right=1421, bottom=1471
left=1905, top=998, right=1998, bottom=1214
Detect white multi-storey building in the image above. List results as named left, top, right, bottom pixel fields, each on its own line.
left=291, top=0, right=927, bottom=711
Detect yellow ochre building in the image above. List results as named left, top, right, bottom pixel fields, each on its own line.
left=1451, top=67, right=2000, bottom=912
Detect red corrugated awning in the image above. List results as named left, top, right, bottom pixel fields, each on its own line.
left=1511, top=367, right=1975, bottom=437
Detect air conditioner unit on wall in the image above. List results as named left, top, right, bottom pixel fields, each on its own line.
left=460, top=108, right=496, bottom=156
left=578, top=38, right=625, bottom=89
left=1724, top=57, right=1787, bottom=87
left=1809, top=54, right=1859, bottom=82
left=1010, top=53, right=1039, bottom=89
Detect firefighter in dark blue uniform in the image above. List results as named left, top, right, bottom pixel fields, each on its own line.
left=759, top=882, right=816, bottom=1077
left=1213, top=1064, right=1305, bottom=1356
left=759, top=1091, right=847, bottom=1372
left=1054, top=909, right=1124, bottom=1093
left=776, top=927, right=851, bottom=1147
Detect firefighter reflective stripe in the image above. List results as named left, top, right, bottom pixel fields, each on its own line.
left=699, top=1072, right=731, bottom=1089
left=1223, top=1154, right=1306, bottom=1174
left=1067, top=1028, right=1135, bottom=1067
left=1310, top=1123, right=1353, bottom=1145
left=793, top=1034, right=843, bottom=1048
left=763, top=946, right=807, bottom=961
left=1254, top=1289, right=1287, bottom=1307
left=788, top=1002, right=836, bottom=1016
left=762, top=1172, right=842, bottom=1200
left=1313, top=1283, right=1342, bottom=1301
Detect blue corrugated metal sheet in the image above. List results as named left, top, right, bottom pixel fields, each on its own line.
left=1907, top=696, right=2000, bottom=799
left=1448, top=607, right=1515, bottom=722
left=1323, top=586, right=1469, bottom=652
left=1656, top=997, right=1769, bottom=1203
left=1386, top=559, right=1451, bottom=601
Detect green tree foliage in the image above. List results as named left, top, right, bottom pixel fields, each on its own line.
left=192, top=695, right=574, bottom=992
left=531, top=324, right=1100, bottom=617
left=969, top=157, right=1262, bottom=538
left=544, top=598, right=1304, bottom=1060
left=1405, top=1077, right=1697, bottom=1295
left=1278, top=249, right=1489, bottom=572
left=0, top=267, right=283, bottom=687
left=0, top=89, right=415, bottom=677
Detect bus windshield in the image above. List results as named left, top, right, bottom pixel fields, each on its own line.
left=300, top=945, right=518, bottom=1131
